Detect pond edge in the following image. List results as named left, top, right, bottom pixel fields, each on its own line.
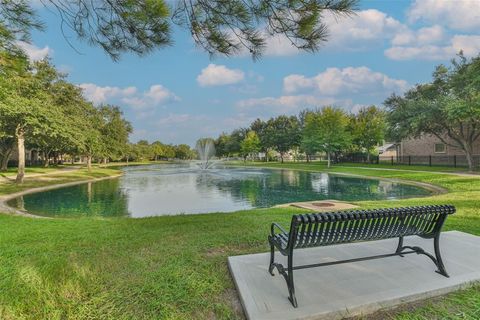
left=0, top=173, right=123, bottom=218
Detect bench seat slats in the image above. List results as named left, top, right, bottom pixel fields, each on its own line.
left=271, top=205, right=456, bottom=252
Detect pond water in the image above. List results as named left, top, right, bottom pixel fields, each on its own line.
left=7, top=164, right=432, bottom=218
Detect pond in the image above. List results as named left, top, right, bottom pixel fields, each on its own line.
left=7, top=164, right=433, bottom=218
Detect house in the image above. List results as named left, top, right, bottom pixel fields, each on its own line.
left=398, top=134, right=480, bottom=157
left=9, top=148, right=42, bottom=165
left=378, top=142, right=399, bottom=158
left=386, top=134, right=480, bottom=167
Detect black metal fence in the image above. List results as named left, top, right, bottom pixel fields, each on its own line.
left=339, top=153, right=480, bottom=168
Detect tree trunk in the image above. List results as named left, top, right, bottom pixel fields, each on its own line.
left=103, top=157, right=107, bottom=165
left=464, top=146, right=474, bottom=172
left=86, top=155, right=92, bottom=171
left=327, top=152, right=331, bottom=168
left=15, top=126, right=25, bottom=184
left=280, top=152, right=284, bottom=163
left=0, top=148, right=12, bottom=171
left=367, top=152, right=370, bottom=163
left=306, top=154, right=310, bottom=163
left=43, top=150, right=50, bottom=167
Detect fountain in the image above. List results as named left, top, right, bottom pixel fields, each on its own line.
left=195, top=138, right=216, bottom=170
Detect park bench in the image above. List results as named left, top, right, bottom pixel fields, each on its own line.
left=268, top=205, right=456, bottom=307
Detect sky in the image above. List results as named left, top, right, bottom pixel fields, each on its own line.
left=22, top=0, right=480, bottom=146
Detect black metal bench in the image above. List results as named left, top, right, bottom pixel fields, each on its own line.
left=268, top=205, right=456, bottom=307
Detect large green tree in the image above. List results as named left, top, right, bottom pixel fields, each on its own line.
left=386, top=54, right=480, bottom=171
left=240, top=130, right=261, bottom=161
left=98, top=105, right=133, bottom=163
left=250, top=118, right=272, bottom=161
left=267, top=115, right=301, bottom=163
left=27, top=59, right=85, bottom=167
left=301, top=106, right=351, bottom=167
left=0, top=69, right=63, bottom=182
left=1, top=0, right=358, bottom=60
left=351, top=105, right=386, bottom=162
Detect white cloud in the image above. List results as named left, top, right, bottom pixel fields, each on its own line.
left=145, top=85, right=180, bottom=104
left=263, top=34, right=301, bottom=56
left=283, top=67, right=409, bottom=96
left=324, top=9, right=405, bottom=50
left=408, top=0, right=480, bottom=31
left=391, top=25, right=444, bottom=46
left=16, top=41, right=52, bottom=61
left=197, top=64, right=245, bottom=87
left=79, top=83, right=178, bottom=108
left=79, top=83, right=136, bottom=104
left=451, top=35, right=480, bottom=57
left=385, top=35, right=480, bottom=61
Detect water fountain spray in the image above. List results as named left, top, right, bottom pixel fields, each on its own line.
left=195, top=138, right=216, bottom=170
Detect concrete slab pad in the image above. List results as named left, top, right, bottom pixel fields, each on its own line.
left=274, top=200, right=359, bottom=211
left=228, top=231, right=480, bottom=320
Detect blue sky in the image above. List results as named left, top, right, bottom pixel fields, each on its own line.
left=22, top=0, right=480, bottom=146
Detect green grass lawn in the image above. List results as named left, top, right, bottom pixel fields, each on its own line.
left=0, top=165, right=72, bottom=178
left=0, top=162, right=479, bottom=319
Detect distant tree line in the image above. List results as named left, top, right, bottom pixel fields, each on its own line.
left=127, top=140, right=196, bottom=162
left=214, top=105, right=386, bottom=167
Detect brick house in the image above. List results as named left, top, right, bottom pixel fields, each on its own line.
left=380, top=134, right=480, bottom=167
left=398, top=134, right=480, bottom=157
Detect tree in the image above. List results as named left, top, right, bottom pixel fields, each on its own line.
left=81, top=106, right=103, bottom=171
left=351, top=106, right=386, bottom=162
left=151, top=141, right=165, bottom=161
left=163, top=144, right=176, bottom=160
left=175, top=144, right=194, bottom=160
left=228, top=128, right=248, bottom=156
left=299, top=109, right=317, bottom=162
left=250, top=118, right=272, bottom=161
left=214, top=133, right=232, bottom=158
left=98, top=105, right=133, bottom=163
left=267, top=115, right=301, bottom=163
left=27, top=59, right=84, bottom=167
left=386, top=53, right=480, bottom=171
left=240, top=130, right=261, bottom=161
left=302, top=106, right=351, bottom=167
left=0, top=56, right=69, bottom=182
left=1, top=0, right=358, bottom=60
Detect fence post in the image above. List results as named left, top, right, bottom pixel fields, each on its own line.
left=408, top=156, right=411, bottom=166
left=391, top=156, right=394, bottom=165
left=429, top=155, right=432, bottom=166
left=454, top=155, right=457, bottom=168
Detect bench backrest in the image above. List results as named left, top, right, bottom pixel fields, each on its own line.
left=288, top=205, right=455, bottom=249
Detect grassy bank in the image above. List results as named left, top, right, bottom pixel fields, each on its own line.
left=0, top=167, right=123, bottom=196
left=0, top=162, right=479, bottom=319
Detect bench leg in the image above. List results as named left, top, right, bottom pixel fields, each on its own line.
left=268, top=243, right=275, bottom=276
left=434, top=233, right=449, bottom=278
left=395, top=236, right=404, bottom=257
left=287, top=253, right=298, bottom=308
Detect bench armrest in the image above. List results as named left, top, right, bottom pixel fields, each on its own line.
left=271, top=222, right=288, bottom=236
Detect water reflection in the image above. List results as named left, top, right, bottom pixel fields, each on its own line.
left=8, top=164, right=432, bottom=218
